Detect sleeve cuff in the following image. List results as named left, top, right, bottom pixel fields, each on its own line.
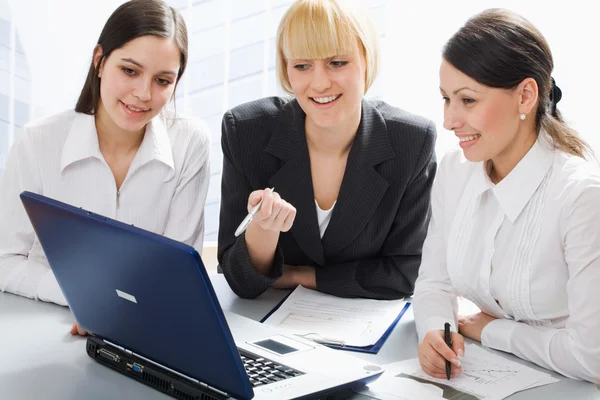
left=37, top=269, right=68, bottom=306
left=416, top=315, right=457, bottom=343
left=2, top=257, right=49, bottom=299
left=481, top=318, right=517, bottom=353
left=222, top=234, right=285, bottom=298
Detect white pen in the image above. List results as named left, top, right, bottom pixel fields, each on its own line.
left=234, top=187, right=275, bottom=237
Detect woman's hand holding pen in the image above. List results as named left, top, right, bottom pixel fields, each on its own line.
left=418, top=330, right=464, bottom=379
left=243, top=188, right=296, bottom=276
left=247, top=188, right=296, bottom=233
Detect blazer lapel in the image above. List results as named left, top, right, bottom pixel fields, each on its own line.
left=265, top=100, right=326, bottom=266
left=321, top=100, right=395, bottom=255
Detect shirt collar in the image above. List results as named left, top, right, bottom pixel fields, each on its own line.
left=134, top=113, right=175, bottom=172
left=492, top=134, right=555, bottom=223
left=61, top=112, right=175, bottom=173
left=61, top=112, right=103, bottom=171
left=472, top=160, right=496, bottom=200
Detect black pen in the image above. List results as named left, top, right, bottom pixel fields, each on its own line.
left=444, top=322, right=452, bottom=380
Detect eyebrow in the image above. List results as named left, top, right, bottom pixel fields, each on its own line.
left=121, top=58, right=177, bottom=76
left=440, top=86, right=480, bottom=95
left=288, top=54, right=351, bottom=62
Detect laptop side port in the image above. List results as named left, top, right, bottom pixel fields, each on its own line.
left=126, top=362, right=144, bottom=373
left=98, top=348, right=120, bottom=363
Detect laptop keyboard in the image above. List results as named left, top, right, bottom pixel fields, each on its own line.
left=239, top=350, right=304, bottom=387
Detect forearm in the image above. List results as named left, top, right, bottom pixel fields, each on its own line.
left=315, top=255, right=420, bottom=300
left=482, top=319, right=600, bottom=382
left=0, top=255, right=66, bottom=305
left=220, top=235, right=285, bottom=299
left=1, top=255, right=44, bottom=298
left=244, top=222, right=280, bottom=276
left=413, top=287, right=458, bottom=342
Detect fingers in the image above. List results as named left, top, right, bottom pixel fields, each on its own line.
left=431, top=333, right=461, bottom=366
left=272, top=199, right=296, bottom=232
left=70, top=322, right=88, bottom=336
left=251, top=188, right=296, bottom=233
left=247, top=190, right=264, bottom=209
left=280, top=205, right=296, bottom=232
left=247, top=188, right=272, bottom=213
left=257, top=189, right=275, bottom=218
left=419, top=348, right=461, bottom=379
left=421, top=361, right=461, bottom=379
left=419, top=342, right=446, bottom=374
left=452, top=332, right=465, bottom=359
left=426, top=340, right=462, bottom=373
left=418, top=330, right=463, bottom=379
left=246, top=188, right=273, bottom=217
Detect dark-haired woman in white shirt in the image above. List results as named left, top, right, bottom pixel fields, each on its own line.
left=0, top=0, right=210, bottom=321
left=414, top=9, right=600, bottom=383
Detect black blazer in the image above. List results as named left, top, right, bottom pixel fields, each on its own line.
left=218, top=97, right=436, bottom=300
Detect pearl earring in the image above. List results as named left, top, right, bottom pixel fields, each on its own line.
left=520, top=113, right=526, bottom=120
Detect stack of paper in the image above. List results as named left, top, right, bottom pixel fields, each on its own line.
left=262, top=286, right=408, bottom=351
left=358, top=344, right=559, bottom=400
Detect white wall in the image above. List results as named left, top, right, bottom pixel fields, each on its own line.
left=383, top=0, right=600, bottom=156
left=7, top=0, right=126, bottom=119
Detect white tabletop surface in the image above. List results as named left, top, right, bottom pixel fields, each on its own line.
left=0, top=274, right=598, bottom=400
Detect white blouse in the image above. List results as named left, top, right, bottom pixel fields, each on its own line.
left=414, top=135, right=600, bottom=382
left=315, top=199, right=336, bottom=238
left=0, top=110, right=211, bottom=306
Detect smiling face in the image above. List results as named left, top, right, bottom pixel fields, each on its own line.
left=286, top=42, right=366, bottom=130
left=94, top=35, right=181, bottom=136
left=276, top=0, right=380, bottom=135
left=439, top=59, right=534, bottom=163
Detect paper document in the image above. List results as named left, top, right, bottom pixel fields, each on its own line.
left=263, top=286, right=406, bottom=347
left=358, top=344, right=559, bottom=400
left=358, top=375, right=446, bottom=399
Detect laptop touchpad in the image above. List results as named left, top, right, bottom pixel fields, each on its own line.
left=248, top=335, right=314, bottom=356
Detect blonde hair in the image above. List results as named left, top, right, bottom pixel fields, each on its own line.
left=276, top=0, right=380, bottom=95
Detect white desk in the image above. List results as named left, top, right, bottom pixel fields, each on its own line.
left=0, top=275, right=597, bottom=400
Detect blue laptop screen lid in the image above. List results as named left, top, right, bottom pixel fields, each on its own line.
left=19, top=191, right=253, bottom=400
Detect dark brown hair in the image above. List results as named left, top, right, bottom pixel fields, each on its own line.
left=443, top=8, right=592, bottom=159
left=75, top=0, right=188, bottom=114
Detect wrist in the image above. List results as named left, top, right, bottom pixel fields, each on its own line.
left=291, top=266, right=316, bottom=289
left=245, top=223, right=280, bottom=275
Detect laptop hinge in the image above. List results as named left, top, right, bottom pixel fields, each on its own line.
left=103, top=339, right=231, bottom=398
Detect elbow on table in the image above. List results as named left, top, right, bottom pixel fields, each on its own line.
left=562, top=346, right=600, bottom=384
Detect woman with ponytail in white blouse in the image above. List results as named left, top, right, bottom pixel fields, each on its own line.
left=0, top=1, right=210, bottom=334
left=414, top=9, right=600, bottom=383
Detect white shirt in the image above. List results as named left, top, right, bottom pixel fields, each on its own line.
left=414, top=135, right=600, bottom=382
left=0, top=110, right=211, bottom=306
left=315, top=199, right=336, bottom=238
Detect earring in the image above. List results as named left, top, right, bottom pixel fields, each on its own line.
left=520, top=113, right=526, bottom=120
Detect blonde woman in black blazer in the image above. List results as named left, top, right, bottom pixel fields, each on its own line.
left=218, top=0, right=436, bottom=300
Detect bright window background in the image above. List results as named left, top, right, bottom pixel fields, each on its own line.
left=1, top=0, right=598, bottom=243
left=0, top=0, right=31, bottom=179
